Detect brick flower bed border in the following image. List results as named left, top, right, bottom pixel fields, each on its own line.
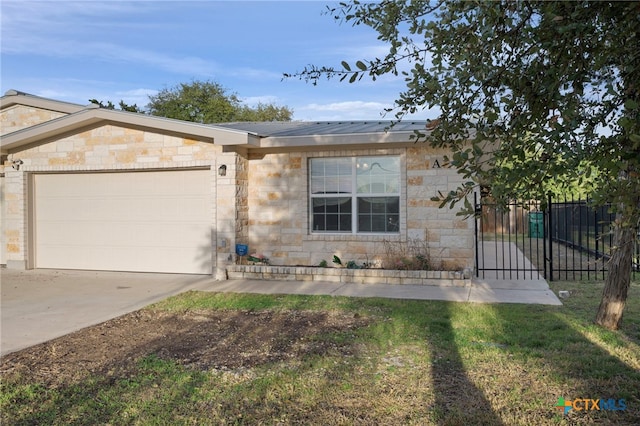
left=226, top=265, right=470, bottom=287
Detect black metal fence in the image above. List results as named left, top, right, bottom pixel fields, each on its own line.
left=475, top=197, right=545, bottom=280
left=475, top=194, right=640, bottom=281
left=548, top=197, right=614, bottom=280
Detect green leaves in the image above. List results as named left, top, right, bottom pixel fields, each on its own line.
left=288, top=0, right=640, bottom=219
left=624, top=99, right=639, bottom=111
left=147, top=80, right=293, bottom=123
left=287, top=0, right=640, bottom=331
left=338, top=60, right=369, bottom=83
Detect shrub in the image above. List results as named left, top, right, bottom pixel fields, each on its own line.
left=381, top=237, right=433, bottom=270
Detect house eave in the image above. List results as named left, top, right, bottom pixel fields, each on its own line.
left=0, top=90, right=86, bottom=114
left=257, top=130, right=423, bottom=148
left=0, top=108, right=259, bottom=155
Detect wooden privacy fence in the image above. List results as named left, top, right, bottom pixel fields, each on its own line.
left=480, top=202, right=541, bottom=235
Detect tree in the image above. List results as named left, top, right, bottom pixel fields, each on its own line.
left=146, top=80, right=293, bottom=123
left=236, top=102, right=293, bottom=122
left=88, top=99, right=144, bottom=113
left=287, top=1, right=640, bottom=329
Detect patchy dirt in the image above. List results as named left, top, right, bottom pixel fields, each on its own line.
left=0, top=308, right=372, bottom=387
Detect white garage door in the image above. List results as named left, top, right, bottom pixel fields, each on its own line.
left=34, top=169, right=212, bottom=274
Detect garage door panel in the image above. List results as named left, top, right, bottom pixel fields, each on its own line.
left=178, top=198, right=211, bottom=220
left=34, top=170, right=213, bottom=274
left=36, top=245, right=205, bottom=273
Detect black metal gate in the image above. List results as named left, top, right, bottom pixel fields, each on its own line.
left=474, top=195, right=546, bottom=280
left=475, top=195, right=639, bottom=281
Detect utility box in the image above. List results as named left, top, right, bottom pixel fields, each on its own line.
left=529, top=211, right=544, bottom=238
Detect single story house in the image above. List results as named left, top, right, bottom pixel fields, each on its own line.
left=0, top=90, right=475, bottom=280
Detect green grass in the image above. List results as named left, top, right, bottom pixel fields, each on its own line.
left=2, top=281, right=639, bottom=425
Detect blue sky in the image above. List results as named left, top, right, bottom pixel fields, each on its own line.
left=1, top=0, right=429, bottom=121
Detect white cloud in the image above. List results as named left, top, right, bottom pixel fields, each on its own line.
left=295, top=100, right=440, bottom=121
left=296, top=100, right=391, bottom=120
left=114, top=88, right=159, bottom=108
left=231, top=67, right=283, bottom=81
left=241, top=95, right=281, bottom=107
left=1, top=1, right=217, bottom=76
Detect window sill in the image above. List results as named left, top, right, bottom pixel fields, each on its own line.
left=306, top=233, right=402, bottom=242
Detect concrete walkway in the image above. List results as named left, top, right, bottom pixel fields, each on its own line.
left=205, top=240, right=560, bottom=306
left=205, top=276, right=561, bottom=306
left=1, top=259, right=561, bottom=355
left=470, top=240, right=560, bottom=305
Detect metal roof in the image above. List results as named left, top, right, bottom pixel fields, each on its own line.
left=215, top=120, right=430, bottom=138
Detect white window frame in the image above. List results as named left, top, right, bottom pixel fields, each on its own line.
left=309, top=155, right=400, bottom=235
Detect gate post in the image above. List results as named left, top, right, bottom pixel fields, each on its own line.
left=474, top=192, right=480, bottom=278
left=547, top=194, right=554, bottom=281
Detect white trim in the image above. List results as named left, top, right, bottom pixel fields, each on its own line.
left=260, top=131, right=419, bottom=148
left=1, top=107, right=259, bottom=154
left=309, top=155, right=401, bottom=235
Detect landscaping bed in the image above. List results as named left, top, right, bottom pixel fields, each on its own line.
left=226, top=264, right=470, bottom=286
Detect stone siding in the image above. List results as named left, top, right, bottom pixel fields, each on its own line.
left=405, top=146, right=475, bottom=270
left=1, top=105, right=67, bottom=135
left=2, top=104, right=475, bottom=276
left=227, top=264, right=470, bottom=286
left=246, top=146, right=474, bottom=271
left=214, top=152, right=249, bottom=279
left=1, top=121, right=227, bottom=273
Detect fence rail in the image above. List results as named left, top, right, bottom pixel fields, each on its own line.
left=475, top=195, right=639, bottom=281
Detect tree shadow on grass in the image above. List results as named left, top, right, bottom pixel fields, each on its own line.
left=471, top=300, right=640, bottom=424
left=410, top=302, right=506, bottom=425
left=371, top=293, right=640, bottom=425
left=4, top=290, right=639, bottom=424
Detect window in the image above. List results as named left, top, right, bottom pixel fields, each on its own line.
left=310, top=156, right=400, bottom=233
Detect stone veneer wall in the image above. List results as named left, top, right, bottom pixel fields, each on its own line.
left=226, top=264, right=470, bottom=287
left=0, top=162, right=6, bottom=265
left=405, top=146, right=475, bottom=270
left=214, top=151, right=249, bottom=279
left=1, top=111, right=224, bottom=271
left=246, top=146, right=475, bottom=271
left=1, top=105, right=67, bottom=134
left=1, top=104, right=475, bottom=275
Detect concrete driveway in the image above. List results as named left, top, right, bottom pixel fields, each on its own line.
left=0, top=268, right=214, bottom=356
left=1, top=265, right=561, bottom=356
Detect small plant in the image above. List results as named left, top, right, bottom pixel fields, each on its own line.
left=331, top=255, right=376, bottom=269
left=318, top=260, right=328, bottom=268
left=248, top=254, right=269, bottom=265
left=382, top=237, right=433, bottom=271
left=345, top=260, right=361, bottom=269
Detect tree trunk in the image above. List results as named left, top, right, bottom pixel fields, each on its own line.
left=594, top=214, right=636, bottom=330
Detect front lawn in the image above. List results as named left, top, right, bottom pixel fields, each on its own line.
left=1, top=280, right=638, bottom=425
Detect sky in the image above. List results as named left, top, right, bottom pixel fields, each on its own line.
left=0, top=0, right=431, bottom=121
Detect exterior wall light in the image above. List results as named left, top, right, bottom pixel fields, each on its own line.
left=218, top=164, right=227, bottom=176
left=11, top=159, right=23, bottom=170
